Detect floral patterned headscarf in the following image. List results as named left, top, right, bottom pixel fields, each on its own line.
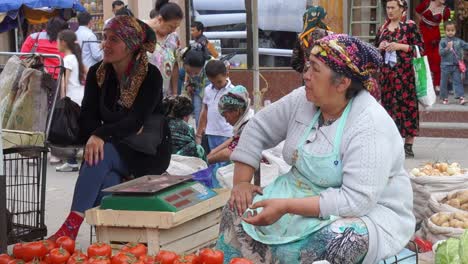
left=96, top=15, right=156, bottom=108
left=310, top=34, right=382, bottom=93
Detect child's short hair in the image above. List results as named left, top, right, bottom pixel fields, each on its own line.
left=444, top=20, right=456, bottom=29
left=191, top=21, right=204, bottom=32
left=163, top=96, right=193, bottom=119
left=183, top=44, right=209, bottom=68
left=205, top=60, right=227, bottom=78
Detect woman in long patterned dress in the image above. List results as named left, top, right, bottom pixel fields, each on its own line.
left=146, top=0, right=184, bottom=97
left=416, top=0, right=451, bottom=91
left=375, top=0, right=424, bottom=158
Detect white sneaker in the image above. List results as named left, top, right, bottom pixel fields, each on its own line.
left=49, top=155, right=61, bottom=165
left=56, top=163, right=79, bottom=172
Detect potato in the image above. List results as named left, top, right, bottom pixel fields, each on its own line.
left=450, top=219, right=465, bottom=229
left=432, top=213, right=451, bottom=226
left=442, top=222, right=450, bottom=227
left=461, top=203, right=468, bottom=211
left=440, top=163, right=449, bottom=172
left=458, top=193, right=468, bottom=204
left=447, top=198, right=461, bottom=208
left=453, top=212, right=468, bottom=222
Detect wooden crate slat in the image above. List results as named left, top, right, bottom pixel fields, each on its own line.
left=159, top=208, right=221, bottom=245
left=159, top=224, right=220, bottom=254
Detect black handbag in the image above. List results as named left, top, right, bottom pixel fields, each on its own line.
left=120, top=113, right=166, bottom=155
left=48, top=97, right=81, bottom=145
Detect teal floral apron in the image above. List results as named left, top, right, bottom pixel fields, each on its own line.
left=242, top=99, right=354, bottom=245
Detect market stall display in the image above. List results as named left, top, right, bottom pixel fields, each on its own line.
left=85, top=175, right=230, bottom=255
left=1, top=236, right=255, bottom=264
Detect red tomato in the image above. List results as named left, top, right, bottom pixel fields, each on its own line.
left=120, top=244, right=147, bottom=259
left=7, top=259, right=26, bottom=264
left=26, top=259, right=47, bottom=264
left=56, top=237, right=75, bottom=255
left=67, top=251, right=88, bottom=264
left=154, top=251, right=178, bottom=264
left=0, top=254, right=13, bottom=264
left=49, top=248, right=71, bottom=264
left=21, top=242, right=48, bottom=261
left=229, top=258, right=253, bottom=264
left=173, top=255, right=199, bottom=264
left=87, top=244, right=111, bottom=258
left=137, top=256, right=153, bottom=264
left=41, top=241, right=57, bottom=253
left=198, top=249, right=223, bottom=264
left=88, top=257, right=110, bottom=264
left=13, top=244, right=25, bottom=260
left=110, top=253, right=138, bottom=264
left=43, top=255, right=51, bottom=264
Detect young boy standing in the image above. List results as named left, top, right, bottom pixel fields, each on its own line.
left=439, top=21, right=468, bottom=105
left=196, top=60, right=234, bottom=151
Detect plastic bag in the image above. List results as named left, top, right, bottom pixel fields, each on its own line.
left=412, top=46, right=436, bottom=107
left=48, top=97, right=81, bottom=145
left=166, top=155, right=208, bottom=175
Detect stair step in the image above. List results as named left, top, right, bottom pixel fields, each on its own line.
left=419, top=122, right=468, bottom=138
left=419, top=103, right=468, bottom=122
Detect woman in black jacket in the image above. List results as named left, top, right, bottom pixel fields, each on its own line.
left=48, top=15, right=171, bottom=241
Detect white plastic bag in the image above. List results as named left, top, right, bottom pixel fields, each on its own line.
left=412, top=46, right=436, bottom=107
left=216, top=162, right=281, bottom=189
left=166, top=155, right=207, bottom=175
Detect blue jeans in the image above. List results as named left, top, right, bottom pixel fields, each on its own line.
left=207, top=135, right=230, bottom=151
left=192, top=94, right=203, bottom=126
left=440, top=65, right=464, bottom=99
left=178, top=68, right=185, bottom=95
left=71, top=143, right=128, bottom=213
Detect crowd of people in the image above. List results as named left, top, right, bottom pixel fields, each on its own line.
left=15, top=0, right=468, bottom=263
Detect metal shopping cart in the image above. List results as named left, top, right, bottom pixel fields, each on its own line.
left=0, top=51, right=64, bottom=253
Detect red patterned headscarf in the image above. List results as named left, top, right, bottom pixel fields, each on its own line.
left=96, top=16, right=156, bottom=108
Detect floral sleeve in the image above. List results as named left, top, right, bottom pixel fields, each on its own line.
left=406, top=21, right=424, bottom=55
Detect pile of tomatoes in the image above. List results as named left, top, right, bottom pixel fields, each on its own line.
left=0, top=237, right=253, bottom=264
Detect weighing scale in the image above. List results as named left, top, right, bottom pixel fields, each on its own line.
left=101, top=175, right=217, bottom=212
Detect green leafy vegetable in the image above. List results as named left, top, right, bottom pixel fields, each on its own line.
left=436, top=238, right=461, bottom=264
left=460, top=230, right=468, bottom=264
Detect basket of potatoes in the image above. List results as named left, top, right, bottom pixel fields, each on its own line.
left=423, top=212, right=468, bottom=243
left=428, top=189, right=468, bottom=219
left=409, top=162, right=468, bottom=223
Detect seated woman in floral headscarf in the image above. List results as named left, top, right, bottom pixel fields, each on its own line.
left=207, top=85, right=254, bottom=164
left=291, top=5, right=332, bottom=73
left=48, top=15, right=171, bottom=241
left=217, top=34, right=415, bottom=264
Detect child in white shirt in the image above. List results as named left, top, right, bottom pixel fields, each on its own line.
left=55, top=30, right=86, bottom=172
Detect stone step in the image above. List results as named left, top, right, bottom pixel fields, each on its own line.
left=419, top=122, right=468, bottom=138
left=419, top=103, right=468, bottom=123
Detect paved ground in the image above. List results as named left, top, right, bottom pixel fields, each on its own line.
left=34, top=137, right=468, bottom=251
